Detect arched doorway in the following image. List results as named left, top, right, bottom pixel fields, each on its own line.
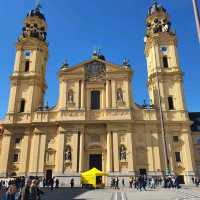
left=89, top=154, right=102, bottom=170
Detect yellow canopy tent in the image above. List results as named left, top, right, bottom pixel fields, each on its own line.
left=80, top=168, right=108, bottom=188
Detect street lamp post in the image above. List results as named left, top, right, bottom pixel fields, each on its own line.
left=153, top=44, right=170, bottom=176
left=192, top=0, right=200, bottom=43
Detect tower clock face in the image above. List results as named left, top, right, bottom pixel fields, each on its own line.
left=160, top=46, right=168, bottom=52
left=23, top=50, right=32, bottom=58
left=160, top=46, right=168, bottom=55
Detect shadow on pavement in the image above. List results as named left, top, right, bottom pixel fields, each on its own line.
left=41, top=187, right=90, bottom=200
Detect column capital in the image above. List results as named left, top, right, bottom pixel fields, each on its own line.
left=33, top=127, right=46, bottom=135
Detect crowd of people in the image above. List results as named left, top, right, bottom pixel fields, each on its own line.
left=0, top=176, right=76, bottom=200
left=0, top=175, right=199, bottom=199
left=110, top=175, right=182, bottom=191
left=0, top=177, right=44, bottom=200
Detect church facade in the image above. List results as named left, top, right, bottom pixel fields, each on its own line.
left=0, top=2, right=196, bottom=184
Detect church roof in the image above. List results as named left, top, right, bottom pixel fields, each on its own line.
left=189, top=112, right=200, bottom=132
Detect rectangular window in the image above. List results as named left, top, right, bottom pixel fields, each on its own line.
left=175, top=152, right=181, bottom=162
left=163, top=56, right=169, bottom=68
left=25, top=60, right=30, bottom=72
left=19, top=99, right=25, bottom=113
left=13, top=154, right=19, bottom=162
left=168, top=96, right=175, bottom=110
left=173, top=136, right=179, bottom=142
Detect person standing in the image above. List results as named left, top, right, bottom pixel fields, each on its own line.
left=55, top=179, right=59, bottom=189
left=49, top=178, right=54, bottom=190
left=122, top=178, right=125, bottom=187
left=2, top=185, right=17, bottom=200
left=70, top=178, right=74, bottom=188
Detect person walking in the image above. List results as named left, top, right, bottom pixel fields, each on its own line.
left=29, top=179, right=38, bottom=200
left=19, top=179, right=32, bottom=200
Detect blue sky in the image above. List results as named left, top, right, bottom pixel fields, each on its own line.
left=0, top=0, right=199, bottom=119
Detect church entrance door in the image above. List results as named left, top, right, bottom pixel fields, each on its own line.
left=89, top=154, right=102, bottom=170
left=46, top=169, right=52, bottom=181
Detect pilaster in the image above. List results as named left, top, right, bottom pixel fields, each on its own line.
left=20, top=133, right=30, bottom=175
left=38, top=134, right=47, bottom=175
left=113, top=132, right=119, bottom=172
left=0, top=131, right=12, bottom=177
left=127, top=132, right=134, bottom=172
left=79, top=129, right=85, bottom=172
left=55, top=131, right=65, bottom=174
left=106, top=131, right=113, bottom=172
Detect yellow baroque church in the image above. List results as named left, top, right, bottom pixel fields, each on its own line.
left=0, top=2, right=198, bottom=185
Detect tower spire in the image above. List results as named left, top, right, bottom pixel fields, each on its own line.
left=153, top=0, right=157, bottom=5
left=35, top=0, right=41, bottom=8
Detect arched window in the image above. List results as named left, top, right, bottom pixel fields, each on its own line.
left=168, top=96, right=174, bottom=110
left=116, top=88, right=123, bottom=102
left=19, top=99, right=25, bottom=113
left=91, top=90, right=100, bottom=110
left=163, top=56, right=169, bottom=68
left=67, top=89, right=74, bottom=102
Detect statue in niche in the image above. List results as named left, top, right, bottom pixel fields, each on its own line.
left=120, top=145, right=127, bottom=160
left=64, top=145, right=72, bottom=161
left=68, top=89, right=74, bottom=103
left=117, top=88, right=123, bottom=102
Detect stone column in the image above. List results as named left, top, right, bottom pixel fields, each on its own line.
left=127, top=132, right=134, bottom=172
left=8, top=83, right=18, bottom=113
left=113, top=132, right=120, bottom=172
left=106, top=80, right=110, bottom=108
left=38, top=134, right=47, bottom=176
left=55, top=132, right=65, bottom=175
left=20, top=134, right=29, bottom=176
left=111, top=80, right=116, bottom=108
left=79, top=130, right=85, bottom=172
left=0, top=132, right=12, bottom=177
left=81, top=80, right=85, bottom=109
left=29, top=133, right=40, bottom=175
left=107, top=131, right=113, bottom=172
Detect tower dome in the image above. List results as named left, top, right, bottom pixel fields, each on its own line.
left=27, top=4, right=46, bottom=21
left=146, top=1, right=173, bottom=37
left=148, top=0, right=167, bottom=16
left=19, top=4, right=47, bottom=42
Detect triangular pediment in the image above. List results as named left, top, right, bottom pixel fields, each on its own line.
left=60, top=58, right=129, bottom=75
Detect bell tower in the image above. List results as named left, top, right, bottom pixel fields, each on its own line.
left=8, top=5, right=48, bottom=114
left=145, top=1, right=186, bottom=112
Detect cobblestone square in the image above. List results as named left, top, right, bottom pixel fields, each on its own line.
left=41, top=186, right=200, bottom=200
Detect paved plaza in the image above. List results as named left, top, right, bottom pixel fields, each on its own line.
left=41, top=186, right=200, bottom=200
